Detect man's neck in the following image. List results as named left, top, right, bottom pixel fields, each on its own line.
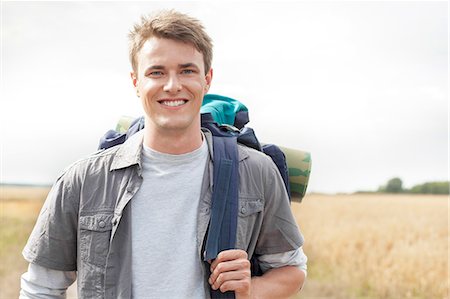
left=143, top=125, right=203, bottom=155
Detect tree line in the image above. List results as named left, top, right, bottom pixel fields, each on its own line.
left=377, top=177, right=449, bottom=194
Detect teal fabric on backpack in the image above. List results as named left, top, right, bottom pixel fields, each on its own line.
left=201, top=94, right=248, bottom=127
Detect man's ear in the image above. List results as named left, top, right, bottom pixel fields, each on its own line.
left=130, top=71, right=139, bottom=97
left=204, top=68, right=213, bottom=92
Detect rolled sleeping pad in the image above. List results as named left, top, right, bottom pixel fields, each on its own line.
left=116, top=115, right=136, bottom=133
left=278, top=146, right=311, bottom=203
left=113, top=116, right=311, bottom=202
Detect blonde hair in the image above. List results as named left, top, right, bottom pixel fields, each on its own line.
left=129, top=10, right=213, bottom=75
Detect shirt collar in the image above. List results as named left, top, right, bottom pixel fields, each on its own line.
left=110, top=128, right=249, bottom=172
left=110, top=130, right=144, bottom=171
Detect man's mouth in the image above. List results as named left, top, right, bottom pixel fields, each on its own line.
left=158, top=99, right=188, bottom=107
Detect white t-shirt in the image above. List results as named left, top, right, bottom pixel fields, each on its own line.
left=130, top=139, right=209, bottom=298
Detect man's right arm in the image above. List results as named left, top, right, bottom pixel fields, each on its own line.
left=20, top=167, right=79, bottom=298
left=20, top=263, right=76, bottom=299
left=22, top=167, right=79, bottom=277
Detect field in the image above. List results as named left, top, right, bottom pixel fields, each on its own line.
left=0, top=186, right=52, bottom=299
left=0, top=186, right=448, bottom=299
left=292, top=194, right=448, bottom=299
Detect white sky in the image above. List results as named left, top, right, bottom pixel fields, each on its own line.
left=1, top=1, right=448, bottom=193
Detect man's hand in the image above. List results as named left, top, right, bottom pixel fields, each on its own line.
left=208, top=249, right=252, bottom=298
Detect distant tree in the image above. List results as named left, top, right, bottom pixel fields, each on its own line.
left=379, top=177, right=403, bottom=193
left=377, top=178, right=449, bottom=194
left=410, top=182, right=449, bottom=194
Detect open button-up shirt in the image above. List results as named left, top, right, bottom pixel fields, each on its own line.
left=23, top=130, right=304, bottom=298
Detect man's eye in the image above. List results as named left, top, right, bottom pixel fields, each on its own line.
left=148, top=71, right=163, bottom=77
left=182, top=69, right=195, bottom=74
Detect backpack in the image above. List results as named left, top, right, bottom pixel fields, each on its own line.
left=99, top=94, right=311, bottom=202
left=98, top=94, right=311, bottom=298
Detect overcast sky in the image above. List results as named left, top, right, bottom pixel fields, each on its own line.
left=1, top=1, right=448, bottom=193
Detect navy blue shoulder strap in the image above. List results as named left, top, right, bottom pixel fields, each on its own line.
left=204, top=135, right=239, bottom=299
left=262, top=144, right=290, bottom=200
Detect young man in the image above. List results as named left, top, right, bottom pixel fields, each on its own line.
left=20, top=10, right=307, bottom=299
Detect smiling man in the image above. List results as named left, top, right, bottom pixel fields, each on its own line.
left=20, top=10, right=307, bottom=299
left=132, top=37, right=210, bottom=154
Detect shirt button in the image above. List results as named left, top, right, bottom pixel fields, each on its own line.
left=241, top=207, right=246, bottom=214
left=98, top=220, right=106, bottom=228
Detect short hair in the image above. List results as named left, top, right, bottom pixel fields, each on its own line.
left=129, top=10, right=213, bottom=75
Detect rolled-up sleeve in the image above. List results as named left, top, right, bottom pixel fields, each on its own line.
left=20, top=263, right=77, bottom=299
left=258, top=247, right=308, bottom=275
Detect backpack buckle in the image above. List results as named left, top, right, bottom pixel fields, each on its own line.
left=219, top=124, right=241, bottom=133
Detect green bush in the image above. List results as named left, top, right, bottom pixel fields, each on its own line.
left=409, top=181, right=449, bottom=194
left=378, top=178, right=449, bottom=195
left=378, top=177, right=403, bottom=193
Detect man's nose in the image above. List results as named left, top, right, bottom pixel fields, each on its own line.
left=163, top=74, right=182, bottom=93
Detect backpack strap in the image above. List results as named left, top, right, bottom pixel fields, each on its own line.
left=204, top=135, right=239, bottom=299
left=262, top=144, right=291, bottom=201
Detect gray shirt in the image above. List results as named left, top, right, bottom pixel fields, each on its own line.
left=22, top=129, right=304, bottom=298
left=131, top=140, right=208, bottom=298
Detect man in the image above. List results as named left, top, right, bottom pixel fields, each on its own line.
left=20, top=10, right=307, bottom=298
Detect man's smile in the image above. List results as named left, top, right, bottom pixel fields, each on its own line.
left=158, top=99, right=188, bottom=108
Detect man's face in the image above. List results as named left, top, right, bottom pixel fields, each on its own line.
left=132, top=37, right=212, bottom=135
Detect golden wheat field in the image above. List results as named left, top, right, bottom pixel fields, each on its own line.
left=0, top=186, right=448, bottom=299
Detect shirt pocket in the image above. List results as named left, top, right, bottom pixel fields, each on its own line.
left=237, top=196, right=264, bottom=250
left=79, top=213, right=113, bottom=267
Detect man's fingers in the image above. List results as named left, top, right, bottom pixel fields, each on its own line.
left=216, top=279, right=251, bottom=294
left=209, top=270, right=251, bottom=291
left=207, top=250, right=252, bottom=297
left=210, top=249, right=248, bottom=270
left=209, top=258, right=250, bottom=285
left=208, top=249, right=251, bottom=296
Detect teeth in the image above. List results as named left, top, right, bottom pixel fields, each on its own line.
left=161, top=100, right=186, bottom=107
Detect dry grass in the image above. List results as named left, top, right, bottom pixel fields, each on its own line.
left=0, top=187, right=448, bottom=299
left=0, top=186, right=50, bottom=299
left=292, top=194, right=449, bottom=299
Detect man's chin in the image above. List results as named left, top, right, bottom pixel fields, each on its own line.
left=154, top=119, right=199, bottom=133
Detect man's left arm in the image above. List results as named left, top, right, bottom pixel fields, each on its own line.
left=251, top=264, right=306, bottom=299
left=209, top=152, right=308, bottom=298
left=209, top=249, right=306, bottom=299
